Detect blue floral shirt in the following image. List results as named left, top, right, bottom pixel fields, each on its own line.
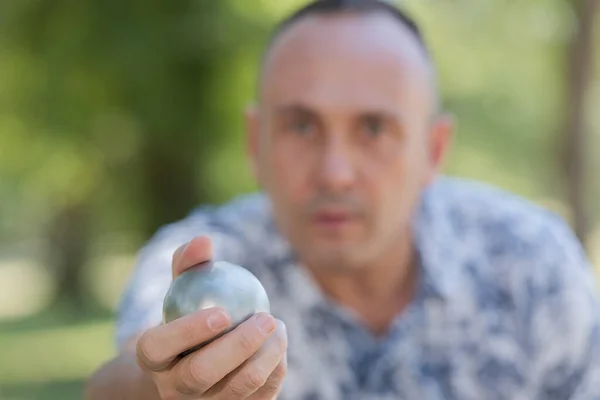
left=116, top=177, right=600, bottom=399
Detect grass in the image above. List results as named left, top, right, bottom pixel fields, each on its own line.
left=0, top=307, right=116, bottom=400
left=0, top=380, right=86, bottom=400
left=0, top=252, right=132, bottom=400
left=0, top=320, right=115, bottom=384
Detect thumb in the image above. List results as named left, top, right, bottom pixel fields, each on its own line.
left=171, top=236, right=214, bottom=279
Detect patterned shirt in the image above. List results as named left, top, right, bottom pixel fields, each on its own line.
left=115, top=176, right=600, bottom=400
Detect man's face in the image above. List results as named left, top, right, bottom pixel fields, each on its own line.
left=246, top=13, right=452, bottom=272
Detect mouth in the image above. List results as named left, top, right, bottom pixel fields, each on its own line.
left=312, top=210, right=357, bottom=228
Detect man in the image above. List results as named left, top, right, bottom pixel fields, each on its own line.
left=85, top=0, right=600, bottom=399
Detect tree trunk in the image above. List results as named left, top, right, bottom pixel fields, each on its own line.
left=562, top=0, right=598, bottom=247
left=140, top=138, right=203, bottom=237
left=45, top=200, right=92, bottom=316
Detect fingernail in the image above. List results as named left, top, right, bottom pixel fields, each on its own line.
left=255, top=313, right=275, bottom=336
left=207, top=309, right=230, bottom=331
left=174, top=242, right=190, bottom=264
left=277, top=319, right=287, bottom=334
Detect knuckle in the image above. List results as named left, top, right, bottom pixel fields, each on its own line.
left=260, top=381, right=282, bottom=397
left=227, top=380, right=251, bottom=396
left=239, top=329, right=260, bottom=355
left=179, top=318, right=198, bottom=345
left=230, top=367, right=267, bottom=394
left=181, top=358, right=213, bottom=394
left=246, top=367, right=268, bottom=389
left=136, top=333, right=161, bottom=369
left=273, top=330, right=288, bottom=354
left=174, top=373, right=198, bottom=397
left=271, top=360, right=288, bottom=381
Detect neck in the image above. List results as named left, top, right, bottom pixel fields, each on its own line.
left=307, top=234, right=418, bottom=337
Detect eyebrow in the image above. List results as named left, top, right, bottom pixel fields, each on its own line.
left=273, top=104, right=316, bottom=117
left=273, top=103, right=405, bottom=125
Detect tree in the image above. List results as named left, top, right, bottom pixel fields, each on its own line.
left=4, top=0, right=266, bottom=312
left=562, top=0, right=598, bottom=246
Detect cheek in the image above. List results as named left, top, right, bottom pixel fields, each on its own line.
left=361, top=145, right=422, bottom=220
left=263, top=143, right=313, bottom=203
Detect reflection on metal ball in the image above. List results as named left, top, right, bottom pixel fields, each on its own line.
left=162, top=260, right=270, bottom=353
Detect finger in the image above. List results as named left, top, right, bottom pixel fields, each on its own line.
left=171, top=312, right=277, bottom=397
left=214, top=320, right=288, bottom=399
left=136, top=308, right=231, bottom=372
left=172, top=236, right=213, bottom=279
left=246, top=357, right=288, bottom=400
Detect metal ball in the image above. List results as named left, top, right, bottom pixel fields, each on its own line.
left=162, top=260, right=270, bottom=352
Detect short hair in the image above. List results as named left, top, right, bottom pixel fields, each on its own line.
left=264, top=0, right=430, bottom=61
left=257, top=0, right=438, bottom=110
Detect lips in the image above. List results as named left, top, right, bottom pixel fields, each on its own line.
left=312, top=210, right=356, bottom=226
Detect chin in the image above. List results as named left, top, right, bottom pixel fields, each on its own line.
left=302, top=243, right=369, bottom=272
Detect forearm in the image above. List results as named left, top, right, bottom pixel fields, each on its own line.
left=84, top=351, right=161, bottom=400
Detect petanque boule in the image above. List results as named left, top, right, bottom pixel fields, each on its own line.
left=162, top=260, right=271, bottom=355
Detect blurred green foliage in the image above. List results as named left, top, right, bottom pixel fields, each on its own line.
left=0, top=0, right=598, bottom=398
left=1, top=0, right=597, bottom=245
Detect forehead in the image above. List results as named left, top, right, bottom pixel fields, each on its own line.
left=260, top=12, right=434, bottom=116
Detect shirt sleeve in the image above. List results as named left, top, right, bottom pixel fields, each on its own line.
left=113, top=204, right=253, bottom=351
left=528, top=215, right=600, bottom=399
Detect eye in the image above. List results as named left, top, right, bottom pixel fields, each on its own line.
left=362, top=116, right=385, bottom=138
left=289, top=118, right=315, bottom=136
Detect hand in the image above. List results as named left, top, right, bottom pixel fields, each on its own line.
left=136, top=236, right=288, bottom=399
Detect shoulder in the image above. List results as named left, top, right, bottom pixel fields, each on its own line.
left=432, top=176, right=558, bottom=225
left=426, top=177, right=594, bottom=300
left=430, top=178, right=600, bottom=388
left=144, top=192, right=275, bottom=263
left=156, top=192, right=271, bottom=239
left=432, top=176, right=585, bottom=262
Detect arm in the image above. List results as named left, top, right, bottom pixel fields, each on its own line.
left=527, top=216, right=600, bottom=399
left=84, top=219, right=185, bottom=400
left=85, top=197, right=283, bottom=399
left=83, top=216, right=193, bottom=400
left=84, top=337, right=161, bottom=400
left=85, top=234, right=287, bottom=400
left=568, top=331, right=600, bottom=400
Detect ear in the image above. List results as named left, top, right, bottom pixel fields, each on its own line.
left=244, top=103, right=261, bottom=179
left=426, top=112, right=455, bottom=183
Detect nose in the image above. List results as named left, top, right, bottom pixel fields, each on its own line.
left=317, top=140, right=356, bottom=192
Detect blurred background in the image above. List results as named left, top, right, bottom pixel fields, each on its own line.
left=0, top=0, right=598, bottom=398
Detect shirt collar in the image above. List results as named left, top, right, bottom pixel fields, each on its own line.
left=412, top=177, right=465, bottom=300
